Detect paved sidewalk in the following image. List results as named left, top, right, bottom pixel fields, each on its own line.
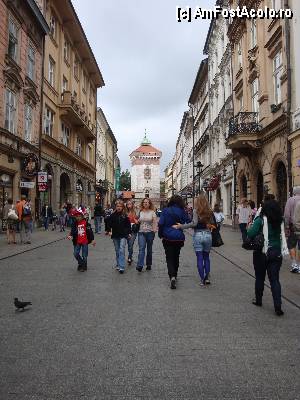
left=0, top=228, right=66, bottom=260
left=210, top=226, right=300, bottom=308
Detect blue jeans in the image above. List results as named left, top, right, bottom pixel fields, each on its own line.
left=94, top=216, right=102, bottom=233
left=74, top=244, right=89, bottom=268
left=113, top=238, right=127, bottom=271
left=43, top=217, right=49, bottom=230
left=127, top=233, right=137, bottom=260
left=137, top=232, right=155, bottom=268
left=193, top=230, right=212, bottom=252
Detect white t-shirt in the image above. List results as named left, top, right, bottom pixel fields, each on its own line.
left=214, top=212, right=224, bottom=224
left=237, top=205, right=251, bottom=224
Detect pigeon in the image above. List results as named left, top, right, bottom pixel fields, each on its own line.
left=14, top=298, right=32, bottom=311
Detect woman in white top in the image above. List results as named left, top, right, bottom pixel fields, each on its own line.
left=136, top=198, right=157, bottom=272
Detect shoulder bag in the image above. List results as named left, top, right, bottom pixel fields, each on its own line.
left=211, top=214, right=224, bottom=247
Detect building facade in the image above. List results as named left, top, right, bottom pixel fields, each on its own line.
left=164, top=156, right=176, bottom=201
left=130, top=133, right=162, bottom=208
left=40, top=0, right=104, bottom=213
left=0, top=0, right=48, bottom=225
left=96, top=107, right=118, bottom=206
left=289, top=0, right=300, bottom=186
left=227, top=0, right=289, bottom=210
left=204, top=5, right=234, bottom=222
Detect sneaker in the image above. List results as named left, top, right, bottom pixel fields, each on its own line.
left=170, top=277, right=176, bottom=289
left=199, top=280, right=205, bottom=286
left=136, top=267, right=143, bottom=272
left=119, top=270, right=124, bottom=274
left=252, top=299, right=262, bottom=307
left=290, top=263, right=299, bottom=273
left=146, top=266, right=151, bottom=271
left=275, top=309, right=284, bottom=316
left=127, top=259, right=132, bottom=265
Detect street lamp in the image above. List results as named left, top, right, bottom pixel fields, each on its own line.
left=194, top=161, right=204, bottom=196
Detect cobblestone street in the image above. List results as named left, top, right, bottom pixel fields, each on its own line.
left=0, top=228, right=300, bottom=399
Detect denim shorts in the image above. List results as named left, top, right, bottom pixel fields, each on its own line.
left=193, top=230, right=212, bottom=252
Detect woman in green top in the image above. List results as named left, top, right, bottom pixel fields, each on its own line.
left=247, top=199, right=284, bottom=316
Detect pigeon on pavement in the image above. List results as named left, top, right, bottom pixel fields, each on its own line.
left=14, top=298, right=32, bottom=311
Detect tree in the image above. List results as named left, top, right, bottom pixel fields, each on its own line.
left=119, top=170, right=131, bottom=191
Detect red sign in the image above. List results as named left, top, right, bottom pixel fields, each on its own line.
left=38, top=183, right=48, bottom=192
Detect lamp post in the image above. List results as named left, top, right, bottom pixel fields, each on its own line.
left=233, top=158, right=237, bottom=229
left=194, top=161, right=203, bottom=196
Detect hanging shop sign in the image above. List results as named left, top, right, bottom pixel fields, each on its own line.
left=38, top=171, right=48, bottom=184
left=23, top=153, right=39, bottom=177
left=38, top=183, right=48, bottom=192
left=20, top=181, right=35, bottom=189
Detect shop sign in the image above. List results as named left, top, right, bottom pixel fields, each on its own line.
left=20, top=181, right=35, bottom=189
left=38, top=183, right=48, bottom=192
left=38, top=171, right=48, bottom=183
left=23, top=153, right=39, bottom=177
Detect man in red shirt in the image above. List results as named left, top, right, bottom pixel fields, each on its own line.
left=67, top=208, right=95, bottom=271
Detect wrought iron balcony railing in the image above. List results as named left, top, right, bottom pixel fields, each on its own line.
left=228, top=112, right=261, bottom=137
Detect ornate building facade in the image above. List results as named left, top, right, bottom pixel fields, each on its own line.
left=130, top=133, right=162, bottom=207
left=227, top=0, right=289, bottom=210
left=204, top=3, right=234, bottom=222
left=40, top=0, right=104, bottom=212
left=0, top=0, right=48, bottom=223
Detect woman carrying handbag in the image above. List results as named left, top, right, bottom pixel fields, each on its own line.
left=247, top=199, right=288, bottom=316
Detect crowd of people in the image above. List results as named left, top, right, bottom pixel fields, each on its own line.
left=3, top=186, right=300, bottom=317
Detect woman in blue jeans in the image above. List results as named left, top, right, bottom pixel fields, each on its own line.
left=175, top=194, right=216, bottom=286
left=136, top=198, right=157, bottom=272
left=106, top=200, right=131, bottom=274
left=126, top=200, right=139, bottom=264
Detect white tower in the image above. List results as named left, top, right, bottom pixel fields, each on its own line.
left=130, top=131, right=162, bottom=207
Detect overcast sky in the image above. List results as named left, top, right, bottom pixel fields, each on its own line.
left=72, top=0, right=215, bottom=173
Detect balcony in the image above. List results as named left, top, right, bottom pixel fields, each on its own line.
left=59, top=91, right=96, bottom=141
left=227, top=112, right=262, bottom=149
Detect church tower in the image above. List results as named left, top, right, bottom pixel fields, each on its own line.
left=130, top=131, right=162, bottom=207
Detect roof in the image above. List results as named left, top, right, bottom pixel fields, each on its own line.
left=131, top=144, right=161, bottom=154
left=188, top=58, right=208, bottom=105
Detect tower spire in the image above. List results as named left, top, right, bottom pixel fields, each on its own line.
left=141, top=129, right=151, bottom=145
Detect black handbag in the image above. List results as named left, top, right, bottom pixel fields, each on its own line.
left=242, top=232, right=264, bottom=251
left=131, top=223, right=140, bottom=234
left=212, top=229, right=224, bottom=247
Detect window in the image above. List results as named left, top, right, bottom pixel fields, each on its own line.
left=74, top=57, right=79, bottom=80
left=86, top=144, right=92, bottom=163
left=238, top=94, right=244, bottom=111
left=5, top=88, right=16, bottom=133
left=48, top=57, right=55, bottom=86
left=89, top=84, right=94, bottom=102
left=24, top=104, right=33, bottom=142
left=76, top=136, right=82, bottom=156
left=44, top=107, right=54, bottom=136
left=250, top=19, right=257, bottom=48
left=49, top=15, right=56, bottom=39
left=62, top=76, right=68, bottom=93
left=251, top=78, right=259, bottom=114
left=8, top=18, right=18, bottom=62
left=63, top=38, right=70, bottom=63
left=273, top=51, right=283, bottom=105
left=61, top=122, right=70, bottom=147
left=27, top=45, right=35, bottom=81
left=237, top=39, right=242, bottom=69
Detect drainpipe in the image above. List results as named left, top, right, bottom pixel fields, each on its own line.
left=285, top=0, right=293, bottom=196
